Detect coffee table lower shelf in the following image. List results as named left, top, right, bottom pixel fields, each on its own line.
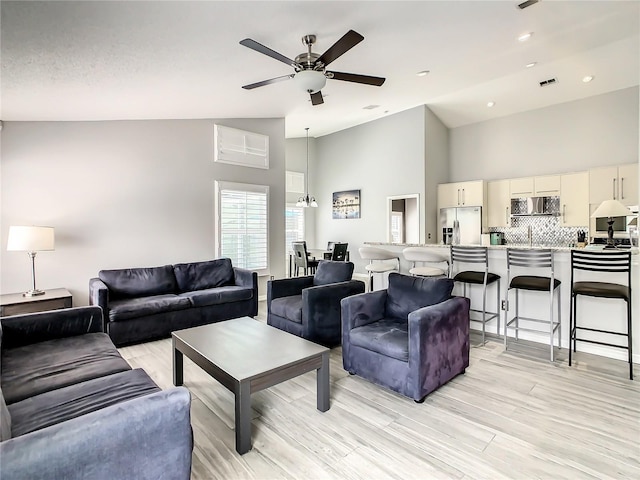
left=172, top=317, right=330, bottom=454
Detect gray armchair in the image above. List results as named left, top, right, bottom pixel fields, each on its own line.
left=341, top=273, right=470, bottom=402
left=267, top=261, right=365, bottom=347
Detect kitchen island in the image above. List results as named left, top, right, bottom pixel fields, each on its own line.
left=363, top=242, right=639, bottom=366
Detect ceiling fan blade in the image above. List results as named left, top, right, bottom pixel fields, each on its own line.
left=310, top=91, right=324, bottom=106
left=328, top=71, right=386, bottom=86
left=240, top=38, right=299, bottom=68
left=316, top=30, right=364, bottom=67
left=242, top=74, right=294, bottom=90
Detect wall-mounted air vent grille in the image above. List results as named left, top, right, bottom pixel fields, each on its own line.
left=539, top=78, right=558, bottom=87
left=517, top=0, right=539, bottom=10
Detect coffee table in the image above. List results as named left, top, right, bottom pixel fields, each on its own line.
left=172, top=317, right=330, bottom=454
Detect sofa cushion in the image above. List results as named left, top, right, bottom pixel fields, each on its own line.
left=173, top=258, right=234, bottom=292
left=349, top=317, right=409, bottom=362
left=178, top=286, right=253, bottom=308
left=8, top=369, right=160, bottom=438
left=99, top=265, right=177, bottom=299
left=269, top=295, right=303, bottom=323
left=108, top=294, right=191, bottom=322
left=1, top=333, right=131, bottom=405
left=313, top=261, right=354, bottom=286
left=1, top=387, right=10, bottom=441
left=385, top=273, right=454, bottom=320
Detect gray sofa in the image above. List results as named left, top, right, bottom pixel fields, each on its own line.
left=0, top=306, right=193, bottom=480
left=90, top=257, right=258, bottom=346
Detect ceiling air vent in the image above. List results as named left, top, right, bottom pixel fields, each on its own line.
left=517, top=0, right=539, bottom=9
left=539, top=77, right=558, bottom=87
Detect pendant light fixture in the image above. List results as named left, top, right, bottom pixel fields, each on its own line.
left=296, top=127, right=318, bottom=208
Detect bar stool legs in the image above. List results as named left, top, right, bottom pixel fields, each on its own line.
left=503, top=248, right=561, bottom=362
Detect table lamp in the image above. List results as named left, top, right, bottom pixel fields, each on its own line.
left=590, top=200, right=632, bottom=249
left=7, top=226, right=55, bottom=296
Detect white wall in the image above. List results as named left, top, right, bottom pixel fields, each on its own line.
left=314, top=106, right=427, bottom=273
left=424, top=107, right=450, bottom=242
left=449, top=86, right=639, bottom=182
left=0, top=118, right=285, bottom=305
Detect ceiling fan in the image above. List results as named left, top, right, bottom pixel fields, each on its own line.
left=239, top=30, right=385, bottom=105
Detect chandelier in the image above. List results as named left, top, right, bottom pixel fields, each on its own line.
left=296, top=127, right=318, bottom=208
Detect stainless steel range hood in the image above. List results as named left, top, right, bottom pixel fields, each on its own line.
left=510, top=196, right=560, bottom=217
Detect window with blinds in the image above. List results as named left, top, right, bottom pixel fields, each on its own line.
left=215, top=181, right=269, bottom=275
left=285, top=205, right=305, bottom=251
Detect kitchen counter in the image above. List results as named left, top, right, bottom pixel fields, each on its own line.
left=365, top=241, right=638, bottom=253
left=361, top=241, right=639, bottom=366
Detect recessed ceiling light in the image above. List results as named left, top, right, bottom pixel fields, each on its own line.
left=518, top=32, right=533, bottom=42
left=487, top=101, right=495, bottom=108
left=363, top=104, right=380, bottom=110
left=416, top=70, right=430, bottom=77
left=526, top=62, right=537, bottom=68
left=582, top=75, right=594, bottom=83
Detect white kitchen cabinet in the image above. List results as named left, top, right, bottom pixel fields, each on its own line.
left=437, top=180, right=485, bottom=208
left=589, top=163, right=638, bottom=206
left=510, top=177, right=534, bottom=198
left=534, top=175, right=561, bottom=196
left=487, top=180, right=511, bottom=227
left=510, top=175, right=560, bottom=198
left=560, top=172, right=589, bottom=227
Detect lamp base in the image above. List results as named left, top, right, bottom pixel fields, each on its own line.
left=23, top=289, right=46, bottom=297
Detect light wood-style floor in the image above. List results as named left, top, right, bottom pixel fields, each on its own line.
left=118, top=302, right=640, bottom=480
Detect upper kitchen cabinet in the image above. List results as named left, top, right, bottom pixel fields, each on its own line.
left=589, top=163, right=638, bottom=206
left=510, top=175, right=560, bottom=198
left=487, top=180, right=510, bottom=228
left=560, top=172, right=589, bottom=227
left=509, top=177, right=534, bottom=198
left=437, top=180, right=485, bottom=208
left=534, top=175, right=561, bottom=196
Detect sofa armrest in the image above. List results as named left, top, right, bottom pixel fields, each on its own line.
left=0, top=306, right=104, bottom=349
left=408, top=296, right=470, bottom=390
left=89, top=277, right=109, bottom=310
left=233, top=267, right=258, bottom=316
left=302, top=280, right=365, bottom=338
left=340, top=289, right=388, bottom=331
left=267, top=276, right=314, bottom=305
left=233, top=267, right=255, bottom=289
left=0, top=387, right=193, bottom=480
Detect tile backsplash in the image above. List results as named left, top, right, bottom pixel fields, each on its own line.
left=490, top=197, right=587, bottom=247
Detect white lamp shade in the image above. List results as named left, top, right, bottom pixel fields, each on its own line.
left=293, top=70, right=327, bottom=94
left=7, top=226, right=55, bottom=252
left=590, top=199, right=632, bottom=218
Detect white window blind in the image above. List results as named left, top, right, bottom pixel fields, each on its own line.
left=285, top=205, right=305, bottom=250
left=214, top=124, right=269, bottom=169
left=390, top=211, right=404, bottom=243
left=216, top=181, right=269, bottom=274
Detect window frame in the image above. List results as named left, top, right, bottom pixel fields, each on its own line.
left=215, top=180, right=269, bottom=276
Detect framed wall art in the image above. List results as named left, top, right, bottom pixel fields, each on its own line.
left=332, top=189, right=360, bottom=219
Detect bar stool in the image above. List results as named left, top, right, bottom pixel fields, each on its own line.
left=569, top=250, right=633, bottom=379
left=503, top=248, right=561, bottom=361
left=402, top=247, right=448, bottom=277
left=358, top=246, right=400, bottom=292
left=450, top=245, right=501, bottom=345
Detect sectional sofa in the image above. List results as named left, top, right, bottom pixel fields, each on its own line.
left=0, top=306, right=193, bottom=480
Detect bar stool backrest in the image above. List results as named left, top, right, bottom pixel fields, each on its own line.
left=450, top=245, right=488, bottom=275
left=570, top=250, right=631, bottom=283
left=359, top=246, right=398, bottom=261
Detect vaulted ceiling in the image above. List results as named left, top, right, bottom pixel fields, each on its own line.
left=1, top=1, right=638, bottom=138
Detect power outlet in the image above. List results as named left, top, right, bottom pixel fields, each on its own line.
left=428, top=233, right=432, bottom=239
left=270, top=276, right=274, bottom=281
left=501, top=300, right=508, bottom=311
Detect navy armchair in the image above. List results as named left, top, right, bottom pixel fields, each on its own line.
left=268, top=261, right=365, bottom=347
left=341, top=273, right=470, bottom=402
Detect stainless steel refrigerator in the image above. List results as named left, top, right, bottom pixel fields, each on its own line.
left=439, top=206, right=482, bottom=245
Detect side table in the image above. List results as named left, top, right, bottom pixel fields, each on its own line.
left=0, top=288, right=72, bottom=317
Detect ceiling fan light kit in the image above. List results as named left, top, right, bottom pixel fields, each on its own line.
left=240, top=30, right=385, bottom=105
